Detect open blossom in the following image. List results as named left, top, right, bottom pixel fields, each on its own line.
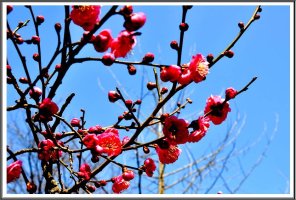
left=163, top=116, right=189, bottom=145
left=82, top=133, right=99, bottom=149
left=112, top=175, right=130, bottom=193
left=70, top=5, right=101, bottom=31
left=93, top=29, right=113, bottom=52
left=155, top=142, right=181, bottom=164
left=204, top=95, right=231, bottom=125
left=96, top=128, right=122, bottom=156
left=7, top=160, right=22, bottom=183
left=189, top=54, right=209, bottom=83
left=188, top=116, right=210, bottom=143
left=38, top=98, right=59, bottom=121
left=77, top=163, right=92, bottom=181
left=111, top=30, right=136, bottom=58
left=143, top=158, right=156, bottom=177
left=160, top=65, right=181, bottom=82
left=38, top=139, right=63, bottom=161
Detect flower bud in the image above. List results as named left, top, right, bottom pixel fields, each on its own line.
left=120, top=5, right=133, bottom=15
left=31, top=36, right=40, bottom=44
left=225, top=87, right=237, bottom=99
left=7, top=65, right=12, bottom=74
left=124, top=12, right=146, bottom=32
left=161, top=87, right=168, bottom=94
left=143, top=146, right=150, bottom=154
left=86, top=184, right=96, bottom=192
left=26, top=182, right=37, bottom=194
left=88, top=125, right=103, bottom=134
left=224, top=50, right=234, bottom=58
left=19, top=77, right=29, bottom=84
left=142, top=52, right=154, bottom=63
left=55, top=133, right=63, bottom=140
left=160, top=113, right=170, bottom=121
left=147, top=82, right=156, bottom=90
left=54, top=23, right=62, bottom=32
left=254, top=14, right=260, bottom=20
left=102, top=53, right=115, bottom=66
left=108, top=91, right=120, bottom=102
left=7, top=5, right=13, bottom=14
left=70, top=118, right=81, bottom=127
left=36, top=15, right=45, bottom=25
left=122, top=169, right=135, bottom=181
left=99, top=180, right=107, bottom=186
left=135, top=99, right=142, bottom=104
left=127, top=64, right=136, bottom=75
left=29, top=86, right=42, bottom=100
left=206, top=54, right=214, bottom=63
left=179, top=22, right=189, bottom=31
left=125, top=100, right=133, bottom=108
left=55, top=64, right=62, bottom=71
left=33, top=53, right=40, bottom=61
left=16, top=37, right=24, bottom=44
left=170, top=40, right=179, bottom=50
left=238, top=21, right=244, bottom=30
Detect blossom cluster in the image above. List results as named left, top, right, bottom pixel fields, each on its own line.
left=70, top=5, right=146, bottom=65
left=6, top=3, right=250, bottom=195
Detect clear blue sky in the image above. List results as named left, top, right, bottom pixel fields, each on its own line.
left=5, top=4, right=292, bottom=195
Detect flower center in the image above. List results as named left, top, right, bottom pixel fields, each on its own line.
left=169, top=124, right=178, bottom=135
left=197, top=62, right=208, bottom=77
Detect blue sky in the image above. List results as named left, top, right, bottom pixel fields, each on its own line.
left=5, top=4, right=292, bottom=195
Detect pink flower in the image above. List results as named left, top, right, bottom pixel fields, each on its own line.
left=82, top=134, right=99, bottom=149
left=112, top=175, right=130, bottom=193
left=177, top=67, right=192, bottom=85
left=188, top=116, right=210, bottom=143
left=155, top=142, right=181, bottom=164
left=96, top=128, right=122, bottom=156
left=38, top=139, right=63, bottom=161
left=93, top=29, right=113, bottom=52
left=7, top=160, right=22, bottom=183
left=70, top=5, right=101, bottom=31
left=38, top=98, right=59, bottom=121
left=111, top=30, right=136, bottom=58
left=204, top=95, right=231, bottom=125
left=189, top=54, right=209, bottom=83
left=143, top=158, right=156, bottom=177
left=77, top=163, right=92, bottom=181
left=124, top=12, right=146, bottom=32
left=160, top=65, right=182, bottom=82
left=163, top=116, right=189, bottom=145
left=225, top=87, right=237, bottom=99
